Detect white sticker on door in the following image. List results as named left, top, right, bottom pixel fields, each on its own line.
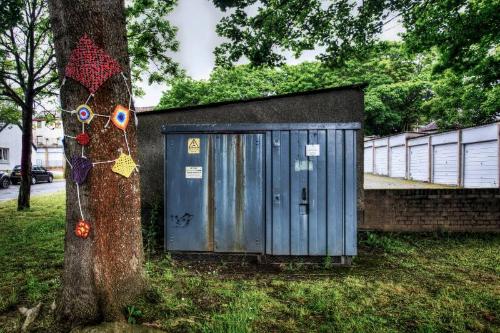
left=185, top=166, right=202, bottom=179
left=294, top=160, right=313, bottom=172
left=305, top=144, right=320, bottom=156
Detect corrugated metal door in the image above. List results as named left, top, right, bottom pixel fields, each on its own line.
left=409, top=144, right=428, bottom=181
left=464, top=141, right=499, bottom=188
left=269, top=129, right=356, bottom=256
left=374, top=146, right=388, bottom=175
left=165, top=134, right=213, bottom=251
left=433, top=144, right=458, bottom=185
left=214, top=134, right=265, bottom=252
left=166, top=133, right=265, bottom=252
left=389, top=146, right=405, bottom=178
left=364, top=147, right=373, bottom=173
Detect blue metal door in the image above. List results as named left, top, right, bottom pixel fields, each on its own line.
left=214, top=134, right=265, bottom=253
left=165, top=134, right=213, bottom=251
left=268, top=129, right=357, bottom=256
left=165, top=133, right=265, bottom=253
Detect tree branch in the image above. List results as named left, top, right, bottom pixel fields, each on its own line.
left=0, top=80, right=26, bottom=108
left=33, top=75, right=57, bottom=95
left=7, top=28, right=27, bottom=90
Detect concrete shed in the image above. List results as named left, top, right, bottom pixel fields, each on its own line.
left=137, top=85, right=365, bottom=258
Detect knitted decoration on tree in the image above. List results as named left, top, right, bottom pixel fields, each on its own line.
left=76, top=132, right=90, bottom=146
left=75, top=220, right=91, bottom=239
left=65, top=34, right=122, bottom=93
left=71, top=156, right=93, bottom=185
left=111, top=105, right=130, bottom=131
left=76, top=104, right=94, bottom=124
left=112, top=153, right=137, bottom=178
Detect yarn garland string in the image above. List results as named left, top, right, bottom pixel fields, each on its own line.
left=60, top=34, right=140, bottom=240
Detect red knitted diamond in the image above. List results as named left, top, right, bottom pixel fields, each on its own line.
left=76, top=132, right=90, bottom=146
left=65, top=34, right=122, bottom=93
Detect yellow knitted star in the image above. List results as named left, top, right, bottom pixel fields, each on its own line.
left=112, top=153, right=136, bottom=178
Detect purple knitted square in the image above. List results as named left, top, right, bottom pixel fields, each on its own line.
left=71, top=156, right=93, bottom=185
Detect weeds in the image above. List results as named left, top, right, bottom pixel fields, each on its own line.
left=143, top=197, right=162, bottom=258
left=1, top=194, right=499, bottom=333
left=126, top=305, right=143, bottom=324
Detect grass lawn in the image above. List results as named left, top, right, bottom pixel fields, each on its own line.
left=0, top=193, right=499, bottom=332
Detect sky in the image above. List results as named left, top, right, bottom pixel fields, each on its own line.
left=135, top=0, right=404, bottom=107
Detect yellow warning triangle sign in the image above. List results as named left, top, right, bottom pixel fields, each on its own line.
left=188, top=138, right=200, bottom=154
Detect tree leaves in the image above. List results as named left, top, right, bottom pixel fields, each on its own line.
left=212, top=0, right=407, bottom=68
left=126, top=0, right=181, bottom=85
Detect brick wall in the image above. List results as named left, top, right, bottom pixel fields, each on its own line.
left=362, top=189, right=500, bottom=232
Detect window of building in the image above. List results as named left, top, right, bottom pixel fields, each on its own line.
left=36, top=136, right=43, bottom=145
left=0, top=148, right=9, bottom=163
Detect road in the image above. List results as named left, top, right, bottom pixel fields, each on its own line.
left=364, top=173, right=455, bottom=189
left=0, top=180, right=66, bottom=201
left=0, top=174, right=454, bottom=201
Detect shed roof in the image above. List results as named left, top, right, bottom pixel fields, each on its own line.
left=137, top=83, right=367, bottom=116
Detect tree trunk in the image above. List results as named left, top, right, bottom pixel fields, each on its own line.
left=48, top=0, right=144, bottom=326
left=17, top=104, right=33, bottom=210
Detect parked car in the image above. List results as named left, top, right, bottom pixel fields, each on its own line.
left=10, top=165, right=54, bottom=185
left=0, top=172, right=10, bottom=189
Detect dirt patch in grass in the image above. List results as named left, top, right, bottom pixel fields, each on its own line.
left=0, top=193, right=499, bottom=332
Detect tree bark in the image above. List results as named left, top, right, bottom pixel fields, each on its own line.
left=48, top=0, right=144, bottom=326
left=18, top=103, right=33, bottom=210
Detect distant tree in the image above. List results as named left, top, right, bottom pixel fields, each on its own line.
left=422, top=70, right=500, bottom=129
left=365, top=81, right=431, bottom=134
left=401, top=0, right=499, bottom=86
left=159, top=42, right=432, bottom=135
left=0, top=0, right=58, bottom=210
left=0, top=102, right=20, bottom=125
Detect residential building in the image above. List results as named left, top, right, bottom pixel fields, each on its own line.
left=0, top=123, right=37, bottom=172
left=32, top=117, right=64, bottom=169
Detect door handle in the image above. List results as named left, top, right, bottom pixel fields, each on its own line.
left=301, top=187, right=307, bottom=202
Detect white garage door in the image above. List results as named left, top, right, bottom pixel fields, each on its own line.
left=364, top=147, right=373, bottom=173
left=433, top=144, right=458, bottom=185
left=464, top=141, right=499, bottom=188
left=409, top=144, right=429, bottom=181
left=374, top=146, right=388, bottom=175
left=390, top=146, right=406, bottom=178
